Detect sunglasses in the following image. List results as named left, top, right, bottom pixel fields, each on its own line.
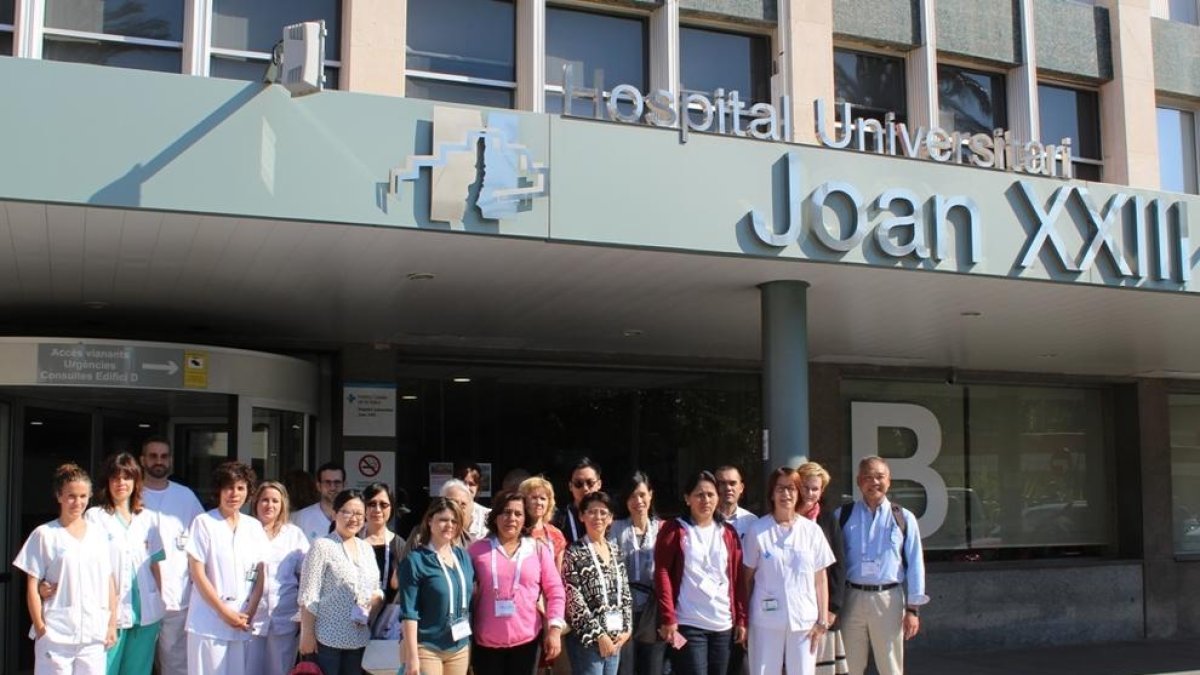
left=572, top=479, right=599, bottom=490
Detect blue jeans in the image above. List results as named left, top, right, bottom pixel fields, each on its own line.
left=566, top=633, right=620, bottom=675
left=669, top=626, right=731, bottom=675
left=315, top=643, right=364, bottom=675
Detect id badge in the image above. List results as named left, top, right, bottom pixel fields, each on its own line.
left=450, top=619, right=472, bottom=641
left=761, top=598, right=779, bottom=612
left=350, top=604, right=370, bottom=625
left=245, top=565, right=258, bottom=583
left=174, top=533, right=188, bottom=551
left=604, top=611, right=623, bottom=633
left=494, top=599, right=516, bottom=618
left=861, top=560, right=882, bottom=577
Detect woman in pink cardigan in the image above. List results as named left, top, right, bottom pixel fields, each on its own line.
left=654, top=470, right=747, bottom=675
left=469, top=490, right=567, bottom=674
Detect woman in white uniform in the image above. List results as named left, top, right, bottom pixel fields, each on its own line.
left=86, top=452, right=165, bottom=675
left=13, top=463, right=117, bottom=675
left=185, top=461, right=269, bottom=675
left=248, top=480, right=310, bottom=675
left=741, top=467, right=836, bottom=675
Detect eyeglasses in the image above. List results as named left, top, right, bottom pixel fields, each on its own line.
left=583, top=509, right=611, bottom=518
left=366, top=500, right=391, bottom=510
left=338, top=510, right=365, bottom=520
left=774, top=485, right=798, bottom=494
left=572, top=479, right=599, bottom=490
left=861, top=473, right=889, bottom=481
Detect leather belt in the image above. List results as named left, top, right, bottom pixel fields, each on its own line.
left=847, top=581, right=900, bottom=592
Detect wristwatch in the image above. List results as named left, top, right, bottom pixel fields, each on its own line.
left=814, top=621, right=829, bottom=630
left=905, top=606, right=920, bottom=617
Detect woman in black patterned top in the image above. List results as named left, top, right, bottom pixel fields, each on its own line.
left=562, top=491, right=632, bottom=675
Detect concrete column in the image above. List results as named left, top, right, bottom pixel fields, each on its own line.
left=516, top=0, right=546, bottom=111
left=1096, top=0, right=1160, bottom=189
left=649, top=0, right=679, bottom=97
left=1010, top=0, right=1040, bottom=142
left=341, top=0, right=406, bottom=96
left=778, top=0, right=833, bottom=144
left=760, top=280, right=811, bottom=478
left=906, top=0, right=939, bottom=131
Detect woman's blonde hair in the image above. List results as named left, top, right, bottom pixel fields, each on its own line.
left=252, top=481, right=292, bottom=535
left=796, top=461, right=832, bottom=490
left=518, top=475, right=557, bottom=525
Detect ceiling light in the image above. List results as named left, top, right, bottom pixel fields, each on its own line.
left=83, top=300, right=109, bottom=310
left=402, top=395, right=418, bottom=401
left=406, top=272, right=436, bottom=281
left=137, top=423, right=152, bottom=429
left=622, top=329, right=644, bottom=337
left=452, top=377, right=471, bottom=383
left=29, top=420, right=43, bottom=426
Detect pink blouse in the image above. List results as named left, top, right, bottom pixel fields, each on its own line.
left=469, top=536, right=566, bottom=648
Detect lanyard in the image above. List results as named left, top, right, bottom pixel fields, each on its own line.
left=586, top=539, right=621, bottom=605
left=433, top=548, right=468, bottom=618
left=489, top=537, right=526, bottom=598
left=568, top=509, right=580, bottom=542
left=624, top=520, right=655, bottom=583
left=859, top=503, right=887, bottom=562
left=681, top=519, right=721, bottom=569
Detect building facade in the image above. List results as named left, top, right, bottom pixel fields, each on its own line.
left=1, top=0, right=1200, bottom=669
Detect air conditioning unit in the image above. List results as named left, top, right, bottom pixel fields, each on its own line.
left=280, top=20, right=326, bottom=96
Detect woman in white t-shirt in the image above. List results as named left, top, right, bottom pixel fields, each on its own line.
left=13, top=463, right=117, bottom=675
left=654, top=470, right=746, bottom=675
left=248, top=480, right=310, bottom=675
left=741, top=467, right=836, bottom=675
left=185, top=461, right=270, bottom=675
left=86, top=452, right=166, bottom=675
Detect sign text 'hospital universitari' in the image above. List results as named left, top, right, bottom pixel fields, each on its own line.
left=559, top=66, right=1074, bottom=179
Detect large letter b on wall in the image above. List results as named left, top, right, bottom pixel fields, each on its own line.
left=850, top=402, right=948, bottom=537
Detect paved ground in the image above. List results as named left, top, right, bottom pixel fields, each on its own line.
left=907, top=639, right=1200, bottom=675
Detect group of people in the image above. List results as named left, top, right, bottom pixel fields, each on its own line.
left=15, top=439, right=927, bottom=675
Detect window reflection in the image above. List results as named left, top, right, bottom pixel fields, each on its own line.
left=44, top=0, right=184, bottom=41
left=407, top=0, right=515, bottom=81
left=1169, top=0, right=1199, bottom=24
left=408, top=78, right=515, bottom=109
left=1157, top=107, right=1198, bottom=195
left=937, top=65, right=1007, bottom=134
left=1170, top=394, right=1200, bottom=554
left=834, top=49, right=907, bottom=125
left=546, top=8, right=646, bottom=93
left=1038, top=83, right=1101, bottom=180
left=43, top=38, right=181, bottom=73
left=212, top=0, right=340, bottom=58
left=680, top=26, right=771, bottom=132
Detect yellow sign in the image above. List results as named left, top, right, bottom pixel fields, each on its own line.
left=184, top=351, right=209, bottom=389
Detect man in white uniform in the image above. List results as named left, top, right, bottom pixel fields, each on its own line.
left=140, top=436, right=204, bottom=675
left=291, top=462, right=343, bottom=542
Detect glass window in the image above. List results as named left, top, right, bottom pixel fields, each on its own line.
left=210, top=54, right=338, bottom=89
left=406, top=0, right=515, bottom=106
left=1038, top=83, right=1101, bottom=180
left=842, top=380, right=1113, bottom=560
left=1158, top=107, right=1198, bottom=194
left=0, top=33, right=10, bottom=57
left=1, top=0, right=12, bottom=24
left=43, top=38, right=182, bottom=72
left=937, top=64, right=1007, bottom=134
left=1170, top=0, right=1199, bottom=24
left=405, top=77, right=514, bottom=108
left=680, top=26, right=771, bottom=131
left=212, top=0, right=339, bottom=58
left=44, top=0, right=184, bottom=41
left=1171, top=394, right=1200, bottom=554
left=834, top=48, right=907, bottom=125
left=545, top=7, right=646, bottom=115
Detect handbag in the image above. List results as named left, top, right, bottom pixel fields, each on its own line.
left=371, top=603, right=403, bottom=640
left=362, top=638, right=402, bottom=675
left=288, top=654, right=323, bottom=675
left=631, top=583, right=660, bottom=644
left=815, top=629, right=849, bottom=675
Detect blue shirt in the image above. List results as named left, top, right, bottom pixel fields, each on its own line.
left=398, top=545, right=475, bottom=651
left=837, top=498, right=928, bottom=605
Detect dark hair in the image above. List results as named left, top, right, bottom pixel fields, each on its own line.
left=362, top=482, right=393, bottom=506
left=485, top=490, right=531, bottom=537
left=315, top=462, right=345, bottom=482
left=682, top=470, right=718, bottom=497
left=140, top=435, right=171, bottom=454
left=53, top=463, right=90, bottom=496
left=620, top=471, right=656, bottom=518
left=579, top=490, right=615, bottom=514
left=571, top=457, right=602, bottom=479
left=766, top=467, right=801, bottom=513
left=333, top=489, right=366, bottom=513
left=714, top=465, right=743, bottom=481
left=455, top=462, right=482, bottom=483
left=212, top=461, right=257, bottom=494
left=98, top=452, right=145, bottom=514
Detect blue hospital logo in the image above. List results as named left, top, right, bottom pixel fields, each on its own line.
left=388, top=106, right=549, bottom=225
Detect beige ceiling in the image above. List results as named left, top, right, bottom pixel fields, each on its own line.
left=2, top=200, right=1199, bottom=378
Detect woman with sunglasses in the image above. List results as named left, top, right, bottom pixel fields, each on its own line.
left=655, top=470, right=747, bottom=675
left=248, top=481, right=310, bottom=675
left=399, top=496, right=476, bottom=675
left=469, top=490, right=567, bottom=674
left=562, top=491, right=632, bottom=675
left=297, top=489, right=383, bottom=675
left=361, top=483, right=403, bottom=610
left=741, top=467, right=836, bottom=675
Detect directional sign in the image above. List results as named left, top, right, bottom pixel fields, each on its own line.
left=37, top=343, right=189, bottom=389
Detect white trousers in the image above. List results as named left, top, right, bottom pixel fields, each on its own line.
left=747, top=624, right=816, bottom=675
left=246, top=630, right=300, bottom=675
left=33, top=638, right=105, bottom=675
left=156, top=608, right=190, bottom=675
left=841, top=586, right=905, bottom=675
left=187, top=633, right=249, bottom=675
